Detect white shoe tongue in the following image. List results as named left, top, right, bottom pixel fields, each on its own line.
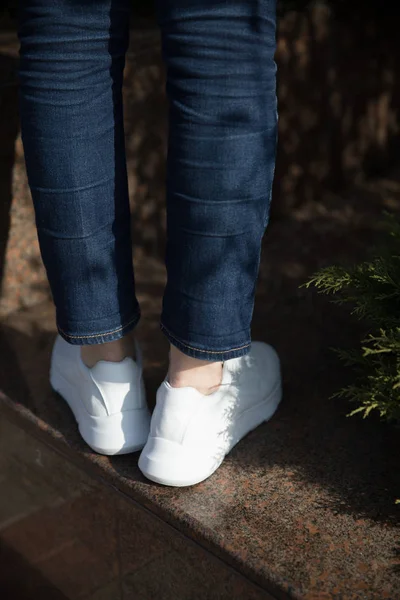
left=90, top=357, right=139, bottom=384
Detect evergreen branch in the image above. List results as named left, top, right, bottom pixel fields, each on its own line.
left=304, top=213, right=400, bottom=425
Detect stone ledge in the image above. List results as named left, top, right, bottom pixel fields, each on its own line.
left=0, top=303, right=399, bottom=600
left=0, top=410, right=273, bottom=600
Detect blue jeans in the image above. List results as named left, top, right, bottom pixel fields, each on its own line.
left=18, top=0, right=277, bottom=361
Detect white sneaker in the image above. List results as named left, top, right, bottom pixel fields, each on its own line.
left=138, top=342, right=281, bottom=487
left=50, top=335, right=150, bottom=455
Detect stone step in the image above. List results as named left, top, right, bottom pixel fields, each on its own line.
left=0, top=412, right=272, bottom=600
left=0, top=301, right=399, bottom=600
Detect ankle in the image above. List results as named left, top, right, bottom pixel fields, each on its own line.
left=168, top=345, right=222, bottom=395
left=81, top=333, right=136, bottom=368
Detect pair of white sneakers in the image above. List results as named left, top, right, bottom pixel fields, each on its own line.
left=50, top=335, right=282, bottom=487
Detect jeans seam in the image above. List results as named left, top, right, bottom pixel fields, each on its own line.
left=58, top=313, right=140, bottom=340
left=160, top=322, right=251, bottom=355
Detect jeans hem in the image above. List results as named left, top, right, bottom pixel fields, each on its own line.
left=57, top=312, right=141, bottom=346
left=160, top=322, right=251, bottom=362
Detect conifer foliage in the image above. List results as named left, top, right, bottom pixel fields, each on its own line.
left=306, top=215, right=400, bottom=423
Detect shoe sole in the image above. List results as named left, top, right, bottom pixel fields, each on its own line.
left=50, top=367, right=147, bottom=455
left=139, top=380, right=282, bottom=487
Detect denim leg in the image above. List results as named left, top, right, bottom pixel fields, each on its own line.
left=157, top=0, right=278, bottom=361
left=18, top=0, right=140, bottom=345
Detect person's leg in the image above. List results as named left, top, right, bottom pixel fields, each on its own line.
left=18, top=0, right=150, bottom=455
left=168, top=344, right=222, bottom=395
left=139, top=0, right=280, bottom=486
left=18, top=0, right=140, bottom=361
left=157, top=0, right=278, bottom=387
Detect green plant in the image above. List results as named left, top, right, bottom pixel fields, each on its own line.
left=305, top=214, right=400, bottom=423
